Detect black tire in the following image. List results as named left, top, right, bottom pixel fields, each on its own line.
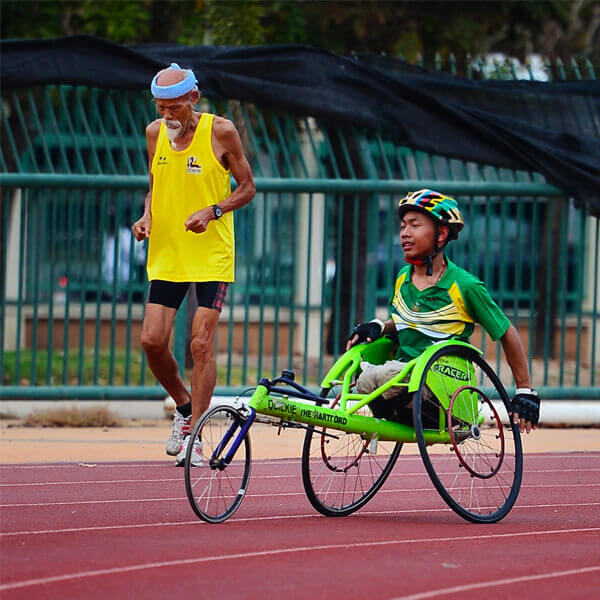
left=184, top=405, right=251, bottom=524
left=302, top=386, right=402, bottom=517
left=413, top=344, right=523, bottom=523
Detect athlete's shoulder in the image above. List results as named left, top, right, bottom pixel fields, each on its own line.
left=394, top=264, right=411, bottom=282
left=146, top=119, right=162, bottom=139
left=391, top=265, right=411, bottom=294
left=211, top=116, right=239, bottom=142
left=448, top=260, right=489, bottom=292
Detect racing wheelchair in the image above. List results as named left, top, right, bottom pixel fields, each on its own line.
left=184, top=337, right=523, bottom=524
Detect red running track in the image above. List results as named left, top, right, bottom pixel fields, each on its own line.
left=1, top=452, right=599, bottom=599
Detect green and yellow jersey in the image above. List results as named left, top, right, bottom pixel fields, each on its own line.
left=389, top=258, right=510, bottom=360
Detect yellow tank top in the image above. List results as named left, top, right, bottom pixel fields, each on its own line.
left=147, top=114, right=234, bottom=282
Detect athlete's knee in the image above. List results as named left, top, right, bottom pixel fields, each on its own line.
left=141, top=330, right=169, bottom=355
left=190, top=335, right=214, bottom=363
left=356, top=362, right=379, bottom=394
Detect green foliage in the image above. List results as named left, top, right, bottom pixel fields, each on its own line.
left=1, top=0, right=598, bottom=60
left=1, top=348, right=258, bottom=387
left=1, top=349, right=155, bottom=386
left=177, top=0, right=209, bottom=45
left=206, top=0, right=266, bottom=45
left=1, top=0, right=68, bottom=39
left=262, top=1, right=307, bottom=45
left=80, top=0, right=152, bottom=43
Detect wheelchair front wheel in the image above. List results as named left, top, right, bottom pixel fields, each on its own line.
left=413, top=345, right=523, bottom=524
left=184, top=405, right=251, bottom=523
left=302, top=386, right=402, bottom=517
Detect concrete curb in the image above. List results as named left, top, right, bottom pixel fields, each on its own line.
left=1, top=397, right=599, bottom=426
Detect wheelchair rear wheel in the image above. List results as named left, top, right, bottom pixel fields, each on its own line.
left=302, top=386, right=402, bottom=517
left=413, top=344, right=523, bottom=523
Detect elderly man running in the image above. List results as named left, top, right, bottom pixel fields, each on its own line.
left=132, top=63, right=255, bottom=466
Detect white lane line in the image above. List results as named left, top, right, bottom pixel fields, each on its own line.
left=1, top=440, right=166, bottom=445
left=1, top=496, right=185, bottom=507
left=3, top=467, right=600, bottom=488
left=1, top=527, right=598, bottom=592
left=0, top=475, right=297, bottom=487
left=391, top=565, right=600, bottom=600
left=518, top=468, right=600, bottom=472
left=3, top=482, right=599, bottom=508
left=1, top=452, right=598, bottom=470
left=2, top=501, right=599, bottom=538
left=0, top=458, right=305, bottom=469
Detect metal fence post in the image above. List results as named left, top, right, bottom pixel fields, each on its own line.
left=583, top=216, right=600, bottom=382
left=4, top=188, right=23, bottom=352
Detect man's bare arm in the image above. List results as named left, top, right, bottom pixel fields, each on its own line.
left=501, top=324, right=539, bottom=433
left=132, top=120, right=160, bottom=240
left=215, top=119, right=256, bottom=214
left=185, top=118, right=255, bottom=233
left=500, top=325, right=531, bottom=389
left=144, top=120, right=161, bottom=214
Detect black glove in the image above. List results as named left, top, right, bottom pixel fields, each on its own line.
left=510, top=389, right=540, bottom=426
left=348, top=320, right=384, bottom=345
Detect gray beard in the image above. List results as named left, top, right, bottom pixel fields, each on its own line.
left=163, top=119, right=183, bottom=145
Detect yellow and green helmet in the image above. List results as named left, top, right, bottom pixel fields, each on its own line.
left=397, top=189, right=464, bottom=241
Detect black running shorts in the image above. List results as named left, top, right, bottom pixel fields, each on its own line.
left=148, top=280, right=228, bottom=312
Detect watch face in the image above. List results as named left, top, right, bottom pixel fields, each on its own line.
left=214, top=205, right=222, bottom=219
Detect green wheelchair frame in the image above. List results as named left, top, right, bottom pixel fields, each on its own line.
left=185, top=337, right=523, bottom=525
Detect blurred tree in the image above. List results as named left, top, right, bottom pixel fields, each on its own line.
left=176, top=1, right=209, bottom=45
left=2, top=0, right=68, bottom=39
left=2, top=0, right=152, bottom=43
left=296, top=0, right=599, bottom=63
left=204, top=0, right=266, bottom=45
left=80, top=0, right=152, bottom=42
left=2, top=0, right=598, bottom=62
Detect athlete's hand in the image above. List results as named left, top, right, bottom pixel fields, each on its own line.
left=132, top=213, right=151, bottom=241
left=510, top=389, right=540, bottom=434
left=185, top=208, right=212, bottom=233
left=346, top=320, right=385, bottom=351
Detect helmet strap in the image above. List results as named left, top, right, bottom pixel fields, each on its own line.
left=405, top=224, right=445, bottom=276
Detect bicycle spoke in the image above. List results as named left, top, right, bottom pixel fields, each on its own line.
left=185, top=406, right=251, bottom=523
left=302, top=386, right=402, bottom=516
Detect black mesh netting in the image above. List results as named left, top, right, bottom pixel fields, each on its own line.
left=2, top=36, right=599, bottom=215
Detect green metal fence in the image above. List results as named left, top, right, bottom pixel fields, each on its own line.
left=1, top=55, right=598, bottom=400
left=1, top=175, right=598, bottom=399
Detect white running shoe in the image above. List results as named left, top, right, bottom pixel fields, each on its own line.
left=175, top=435, right=203, bottom=467
left=166, top=410, right=191, bottom=456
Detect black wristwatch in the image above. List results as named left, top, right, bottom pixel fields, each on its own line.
left=212, top=204, right=223, bottom=220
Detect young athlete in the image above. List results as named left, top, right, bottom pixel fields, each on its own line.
left=346, top=189, right=540, bottom=433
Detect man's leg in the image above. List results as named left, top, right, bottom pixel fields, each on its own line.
left=189, top=307, right=220, bottom=428
left=356, top=360, right=412, bottom=424
left=175, top=282, right=227, bottom=466
left=141, top=302, right=192, bottom=455
left=140, top=303, right=191, bottom=407
left=173, top=307, right=220, bottom=467
left=356, top=360, right=407, bottom=399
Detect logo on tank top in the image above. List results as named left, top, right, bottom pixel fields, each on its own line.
left=157, top=155, right=168, bottom=166
left=187, top=156, right=202, bottom=174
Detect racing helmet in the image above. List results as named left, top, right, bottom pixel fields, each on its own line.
left=397, top=189, right=464, bottom=241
